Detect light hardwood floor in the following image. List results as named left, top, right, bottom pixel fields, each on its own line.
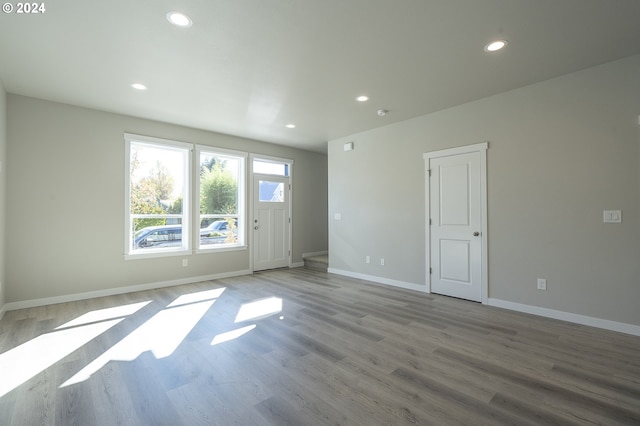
left=1, top=268, right=639, bottom=425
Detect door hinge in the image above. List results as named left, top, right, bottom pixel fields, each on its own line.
left=289, top=184, right=291, bottom=190
left=429, top=267, right=432, bottom=274
left=427, top=169, right=431, bottom=177
left=289, top=217, right=291, bottom=223
left=429, top=218, right=432, bottom=225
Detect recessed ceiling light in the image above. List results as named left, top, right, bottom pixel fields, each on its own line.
left=285, top=124, right=296, bottom=129
left=356, top=95, right=370, bottom=102
left=167, top=11, right=192, bottom=27
left=484, top=40, right=508, bottom=52
left=130, top=83, right=147, bottom=90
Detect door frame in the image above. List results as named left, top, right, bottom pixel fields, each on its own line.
left=423, top=142, right=488, bottom=304
left=249, top=154, right=293, bottom=272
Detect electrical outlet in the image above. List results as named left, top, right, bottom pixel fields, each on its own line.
left=537, top=278, right=547, bottom=290
left=380, top=258, right=385, bottom=266
left=182, top=259, right=189, bottom=267
left=365, top=256, right=370, bottom=264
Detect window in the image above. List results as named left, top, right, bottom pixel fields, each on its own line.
left=126, top=135, right=247, bottom=258
left=253, top=157, right=291, bottom=203
left=253, top=159, right=289, bottom=176
left=258, top=181, right=285, bottom=202
left=125, top=134, right=191, bottom=257
left=197, top=146, right=246, bottom=250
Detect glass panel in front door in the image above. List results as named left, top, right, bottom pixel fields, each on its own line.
left=258, top=181, right=285, bottom=202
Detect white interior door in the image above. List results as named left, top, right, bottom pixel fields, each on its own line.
left=427, top=148, right=485, bottom=302
left=253, top=174, right=290, bottom=271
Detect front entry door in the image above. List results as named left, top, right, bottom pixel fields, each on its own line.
left=426, top=144, right=486, bottom=302
left=253, top=174, right=290, bottom=271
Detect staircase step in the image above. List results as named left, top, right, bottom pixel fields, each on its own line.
left=303, top=255, right=328, bottom=272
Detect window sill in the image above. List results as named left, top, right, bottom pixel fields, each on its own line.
left=124, top=249, right=192, bottom=261
left=196, top=245, right=247, bottom=255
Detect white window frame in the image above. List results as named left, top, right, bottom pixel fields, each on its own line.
left=195, top=145, right=247, bottom=253
left=124, top=133, right=192, bottom=259
left=252, top=156, right=291, bottom=177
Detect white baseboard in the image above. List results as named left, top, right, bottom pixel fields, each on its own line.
left=488, top=298, right=640, bottom=337
left=328, top=268, right=426, bottom=293
left=3, top=270, right=252, bottom=312
left=325, top=269, right=640, bottom=337
left=302, top=250, right=328, bottom=259
left=7, top=269, right=636, bottom=337
left=291, top=262, right=305, bottom=268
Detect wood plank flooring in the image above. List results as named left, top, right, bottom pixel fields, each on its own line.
left=1, top=268, right=639, bottom=425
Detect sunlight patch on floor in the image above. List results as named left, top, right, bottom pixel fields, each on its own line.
left=235, top=297, right=282, bottom=323
left=0, top=319, right=123, bottom=397
left=60, top=288, right=226, bottom=388
left=60, top=300, right=215, bottom=387
left=167, top=287, right=226, bottom=308
left=55, top=301, right=152, bottom=329
left=211, top=324, right=257, bottom=345
left=0, top=301, right=152, bottom=398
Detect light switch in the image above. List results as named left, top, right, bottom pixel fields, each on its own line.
left=603, top=210, right=622, bottom=223
left=334, top=213, right=342, bottom=220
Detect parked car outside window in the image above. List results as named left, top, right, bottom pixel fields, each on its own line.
left=200, top=219, right=238, bottom=245
left=134, top=225, right=182, bottom=249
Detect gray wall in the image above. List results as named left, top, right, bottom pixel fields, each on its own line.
left=6, top=95, right=327, bottom=303
left=328, top=55, right=640, bottom=327
left=0, top=81, right=6, bottom=310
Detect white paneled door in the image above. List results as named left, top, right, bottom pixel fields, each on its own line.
left=253, top=174, right=290, bottom=271
left=426, top=144, right=487, bottom=302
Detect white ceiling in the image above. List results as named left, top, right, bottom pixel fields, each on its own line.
left=1, top=0, right=640, bottom=153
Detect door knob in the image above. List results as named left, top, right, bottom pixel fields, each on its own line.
left=255, top=226, right=259, bottom=230
left=473, top=232, right=480, bottom=237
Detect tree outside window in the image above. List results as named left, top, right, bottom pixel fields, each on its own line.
left=125, top=134, right=245, bottom=258
left=125, top=136, right=190, bottom=256
left=198, top=149, right=245, bottom=249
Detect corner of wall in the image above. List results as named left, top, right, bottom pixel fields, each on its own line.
left=0, top=79, right=6, bottom=315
